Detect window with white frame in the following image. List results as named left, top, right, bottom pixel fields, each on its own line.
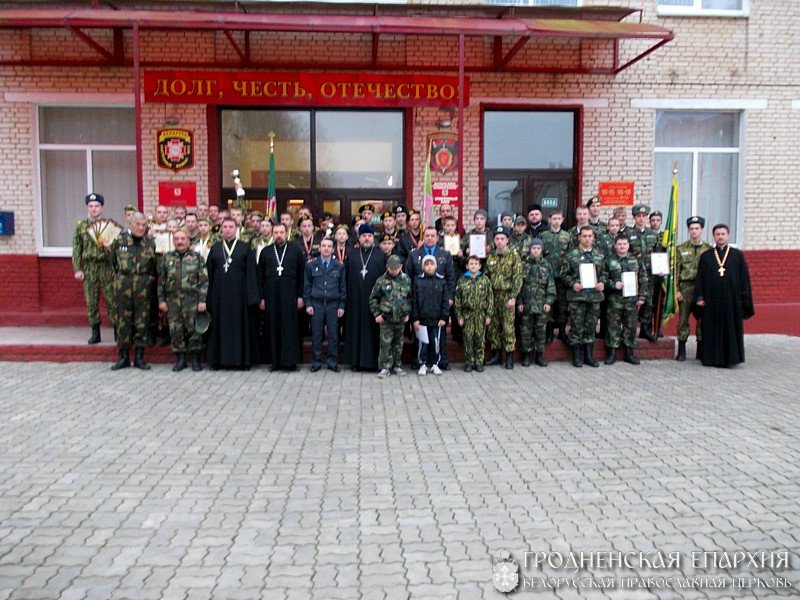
left=653, top=111, right=741, bottom=243
left=38, top=107, right=136, bottom=250
left=657, top=0, right=748, bottom=17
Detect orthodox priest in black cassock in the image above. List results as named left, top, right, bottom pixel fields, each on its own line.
left=259, top=225, right=305, bottom=371
left=344, top=225, right=387, bottom=371
left=206, top=227, right=261, bottom=369
left=693, top=226, right=754, bottom=368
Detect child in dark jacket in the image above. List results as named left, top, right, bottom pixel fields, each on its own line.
left=411, top=255, right=450, bottom=375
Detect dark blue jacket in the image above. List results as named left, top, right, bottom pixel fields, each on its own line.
left=405, top=245, right=456, bottom=302
left=411, top=273, right=450, bottom=327
left=303, top=256, right=346, bottom=310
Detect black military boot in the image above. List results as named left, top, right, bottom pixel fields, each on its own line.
left=520, top=352, right=531, bottom=367
left=583, top=343, right=599, bottom=368
left=639, top=326, right=657, bottom=343
left=504, top=352, right=514, bottom=370
left=545, top=323, right=555, bottom=344
left=191, top=352, right=202, bottom=372
left=676, top=341, right=686, bottom=361
left=474, top=362, right=484, bottom=373
left=463, top=363, right=473, bottom=373
left=172, top=352, right=187, bottom=372
left=133, top=347, right=151, bottom=370
left=111, top=347, right=130, bottom=370
left=484, top=350, right=501, bottom=366
left=696, top=341, right=703, bottom=360
left=558, top=325, right=570, bottom=343
left=624, top=345, right=641, bottom=365
left=534, top=352, right=548, bottom=367
left=604, top=345, right=617, bottom=365
left=88, top=325, right=101, bottom=345
left=571, top=345, right=583, bottom=368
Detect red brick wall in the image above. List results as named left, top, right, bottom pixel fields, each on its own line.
left=0, top=255, right=40, bottom=312
left=745, top=250, right=800, bottom=304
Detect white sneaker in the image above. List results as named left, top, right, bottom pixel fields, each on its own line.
left=393, top=367, right=407, bottom=377
left=418, top=365, right=427, bottom=376
left=377, top=369, right=390, bottom=379
left=431, top=364, right=443, bottom=376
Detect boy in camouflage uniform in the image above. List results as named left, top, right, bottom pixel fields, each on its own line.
left=369, top=254, right=412, bottom=379
left=509, top=216, right=532, bottom=257
left=675, top=215, right=712, bottom=361
left=604, top=234, right=649, bottom=365
left=484, top=226, right=523, bottom=370
left=158, top=229, right=209, bottom=372
left=455, top=256, right=493, bottom=372
left=540, top=212, right=571, bottom=343
left=110, top=213, right=157, bottom=371
left=624, top=204, right=659, bottom=342
left=517, top=238, right=556, bottom=367
left=72, top=193, right=118, bottom=344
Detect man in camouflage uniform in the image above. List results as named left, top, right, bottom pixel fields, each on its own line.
left=158, top=228, right=209, bottom=372
left=509, top=215, right=532, bottom=257
left=484, top=226, right=523, bottom=370
left=586, top=195, right=606, bottom=234
left=541, top=212, right=571, bottom=343
left=455, top=255, right=493, bottom=372
left=562, top=226, right=608, bottom=368
left=460, top=209, right=491, bottom=267
left=369, top=254, right=412, bottom=379
left=624, top=204, right=659, bottom=342
left=675, top=215, right=712, bottom=361
left=517, top=238, right=556, bottom=367
left=72, top=193, right=118, bottom=344
left=604, top=234, right=649, bottom=365
left=110, top=213, right=157, bottom=371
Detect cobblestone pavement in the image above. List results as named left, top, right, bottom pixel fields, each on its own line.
left=1, top=335, right=799, bottom=600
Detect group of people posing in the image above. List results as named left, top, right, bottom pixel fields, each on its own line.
left=71, top=193, right=753, bottom=375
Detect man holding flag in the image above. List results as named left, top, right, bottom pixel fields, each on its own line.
left=674, top=216, right=712, bottom=360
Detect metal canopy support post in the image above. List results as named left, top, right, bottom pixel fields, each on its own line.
left=133, top=23, right=143, bottom=210
left=457, top=33, right=465, bottom=235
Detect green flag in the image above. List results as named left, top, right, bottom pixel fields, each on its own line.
left=660, top=169, right=679, bottom=325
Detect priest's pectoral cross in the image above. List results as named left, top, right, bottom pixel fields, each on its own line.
left=718, top=266, right=725, bottom=276
left=277, top=265, right=284, bottom=276
left=223, top=262, right=229, bottom=273
left=361, top=266, right=368, bottom=279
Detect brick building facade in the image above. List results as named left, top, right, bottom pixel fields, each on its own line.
left=0, top=0, right=798, bottom=334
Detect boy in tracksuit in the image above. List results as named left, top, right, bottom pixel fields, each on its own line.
left=411, top=255, right=450, bottom=376
left=455, top=255, right=493, bottom=372
left=517, top=238, right=556, bottom=367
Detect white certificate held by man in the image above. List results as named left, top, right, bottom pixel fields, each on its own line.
left=443, top=235, right=460, bottom=256
left=469, top=234, right=486, bottom=259
left=622, top=271, right=638, bottom=298
left=579, top=263, right=597, bottom=289
left=651, top=252, right=669, bottom=276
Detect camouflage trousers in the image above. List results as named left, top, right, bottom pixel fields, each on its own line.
left=639, top=281, right=653, bottom=326
left=568, top=301, right=601, bottom=345
left=83, top=260, right=116, bottom=328
left=461, top=312, right=486, bottom=366
left=520, top=312, right=549, bottom=353
left=114, top=275, right=153, bottom=350
left=166, top=299, right=201, bottom=353
left=551, top=280, right=569, bottom=326
left=677, top=281, right=701, bottom=343
left=605, top=296, right=638, bottom=349
left=489, top=296, right=516, bottom=352
left=378, top=320, right=405, bottom=370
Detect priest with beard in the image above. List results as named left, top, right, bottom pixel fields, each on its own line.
left=344, top=223, right=387, bottom=371
left=693, top=223, right=754, bottom=368
left=259, top=222, right=305, bottom=371
left=206, top=217, right=260, bottom=369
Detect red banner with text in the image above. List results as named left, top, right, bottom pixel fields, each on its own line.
left=144, top=71, right=469, bottom=107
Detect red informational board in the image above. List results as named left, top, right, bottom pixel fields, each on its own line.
left=598, top=181, right=635, bottom=206
left=158, top=181, right=197, bottom=206
left=432, top=182, right=460, bottom=206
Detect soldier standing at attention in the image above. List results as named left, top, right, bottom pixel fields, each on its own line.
left=72, top=193, right=119, bottom=345
left=369, top=254, right=412, bottom=379
left=110, top=213, right=157, bottom=371
left=675, top=216, right=712, bottom=361
left=586, top=195, right=606, bottom=233
left=541, top=211, right=571, bottom=343
left=562, top=226, right=608, bottom=368
left=509, top=216, right=532, bottom=257
left=484, top=226, right=523, bottom=370
left=604, top=234, right=648, bottom=365
left=624, top=204, right=659, bottom=342
left=303, top=237, right=346, bottom=373
left=158, top=228, right=208, bottom=372
left=455, top=256, right=493, bottom=372
left=517, top=238, right=556, bottom=368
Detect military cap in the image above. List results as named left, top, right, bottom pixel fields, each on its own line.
left=421, top=255, right=437, bottom=266
left=335, top=223, right=349, bottom=233
left=197, top=216, right=211, bottom=224
left=123, top=203, right=136, bottom=212
left=195, top=311, right=211, bottom=335
left=378, top=233, right=395, bottom=244
left=393, top=205, right=409, bottom=217
left=514, top=215, right=527, bottom=226
left=586, top=195, right=601, bottom=207
left=649, top=210, right=662, bottom=218
left=500, top=211, right=514, bottom=221
left=358, top=223, right=375, bottom=236
left=387, top=255, right=403, bottom=269
left=380, top=211, right=395, bottom=221
left=407, top=208, right=418, bottom=217
left=493, top=226, right=510, bottom=239
left=686, top=215, right=705, bottom=228
left=358, top=203, right=376, bottom=215
left=85, top=193, right=104, bottom=205
left=530, top=237, right=544, bottom=248
left=474, top=209, right=488, bottom=220
left=527, top=203, right=542, bottom=213
left=320, top=211, right=333, bottom=220
left=249, top=210, right=264, bottom=219
left=632, top=204, right=649, bottom=216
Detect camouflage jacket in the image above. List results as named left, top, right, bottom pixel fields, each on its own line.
left=72, top=218, right=117, bottom=271
left=517, top=256, right=556, bottom=315
left=454, top=272, right=493, bottom=318
left=111, top=231, right=157, bottom=282
left=460, top=228, right=491, bottom=259
left=157, top=249, right=208, bottom=305
left=509, top=231, right=532, bottom=258
left=485, top=250, right=523, bottom=300
left=540, top=229, right=572, bottom=278
left=624, top=226, right=659, bottom=265
left=369, top=271, right=412, bottom=322
left=606, top=253, right=649, bottom=303
left=562, top=246, right=608, bottom=303
left=675, top=240, right=713, bottom=284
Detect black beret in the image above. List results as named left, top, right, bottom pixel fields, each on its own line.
left=381, top=211, right=394, bottom=221
left=358, top=203, right=376, bottom=214
left=393, top=205, right=409, bottom=216
left=585, top=196, right=601, bottom=207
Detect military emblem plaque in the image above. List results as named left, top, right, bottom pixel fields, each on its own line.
left=157, top=128, right=194, bottom=172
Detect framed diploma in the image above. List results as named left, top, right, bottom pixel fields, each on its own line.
left=651, top=252, right=669, bottom=275
left=443, top=235, right=460, bottom=256
left=154, top=232, right=173, bottom=254
left=622, top=271, right=638, bottom=298
left=579, top=263, right=597, bottom=289
left=469, top=234, right=486, bottom=259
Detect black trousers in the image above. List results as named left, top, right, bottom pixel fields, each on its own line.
left=310, top=301, right=340, bottom=367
